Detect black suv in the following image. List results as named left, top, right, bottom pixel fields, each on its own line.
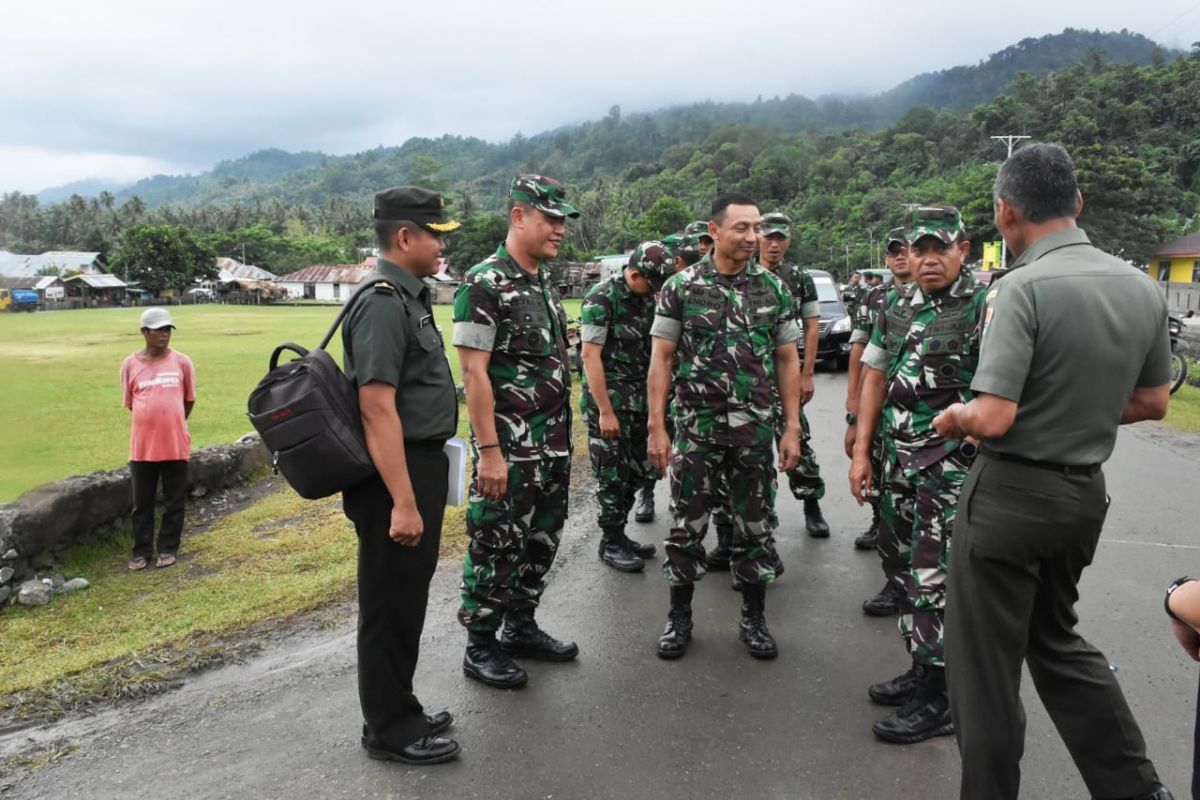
left=806, top=269, right=852, bottom=370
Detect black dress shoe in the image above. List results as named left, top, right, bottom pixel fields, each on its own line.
left=463, top=632, right=528, bottom=688
left=868, top=663, right=924, bottom=706
left=500, top=615, right=579, bottom=662
left=804, top=499, right=831, bottom=538
left=366, top=735, right=460, bottom=765
left=871, top=693, right=953, bottom=744
left=862, top=580, right=903, bottom=617
left=425, top=710, right=453, bottom=736
left=853, top=526, right=878, bottom=550
left=361, top=711, right=453, bottom=748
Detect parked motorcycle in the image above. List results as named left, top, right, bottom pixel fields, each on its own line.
left=1169, top=311, right=1192, bottom=394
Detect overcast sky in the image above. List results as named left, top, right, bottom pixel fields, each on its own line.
left=2, top=0, right=1198, bottom=195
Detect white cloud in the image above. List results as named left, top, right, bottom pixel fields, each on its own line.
left=0, top=146, right=185, bottom=194
left=0, top=0, right=1195, bottom=194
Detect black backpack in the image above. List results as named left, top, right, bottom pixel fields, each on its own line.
left=246, top=274, right=401, bottom=499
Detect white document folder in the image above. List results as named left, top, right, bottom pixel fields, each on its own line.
left=444, top=437, right=468, bottom=506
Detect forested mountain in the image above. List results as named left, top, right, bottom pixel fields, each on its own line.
left=4, top=30, right=1197, bottom=277
left=51, top=28, right=1174, bottom=211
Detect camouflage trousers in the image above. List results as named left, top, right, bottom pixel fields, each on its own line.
left=879, top=448, right=972, bottom=667
left=664, top=437, right=783, bottom=587
left=458, top=456, right=571, bottom=633
left=775, top=407, right=825, bottom=501
left=586, top=406, right=651, bottom=528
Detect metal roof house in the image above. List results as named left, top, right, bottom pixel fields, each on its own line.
left=275, top=265, right=374, bottom=302
left=0, top=251, right=106, bottom=278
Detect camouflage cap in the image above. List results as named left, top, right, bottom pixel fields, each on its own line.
left=508, top=174, right=580, bottom=219
left=660, top=233, right=683, bottom=253
left=903, top=205, right=965, bottom=244
left=683, top=220, right=713, bottom=241
left=885, top=227, right=907, bottom=248
left=628, top=240, right=674, bottom=291
left=761, top=212, right=792, bottom=238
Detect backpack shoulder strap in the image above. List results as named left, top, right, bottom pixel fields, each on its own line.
left=316, top=272, right=407, bottom=351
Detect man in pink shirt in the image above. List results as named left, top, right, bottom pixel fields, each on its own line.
left=120, top=307, right=196, bottom=570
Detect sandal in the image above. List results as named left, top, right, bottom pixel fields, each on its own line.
left=128, top=556, right=149, bottom=571
left=155, top=553, right=177, bottom=569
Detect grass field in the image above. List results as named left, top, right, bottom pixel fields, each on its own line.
left=0, top=301, right=582, bottom=502
left=1165, top=370, right=1200, bottom=435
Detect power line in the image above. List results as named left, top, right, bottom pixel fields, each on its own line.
left=990, top=135, right=1031, bottom=270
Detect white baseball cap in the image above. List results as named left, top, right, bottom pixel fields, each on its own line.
left=139, top=307, right=175, bottom=330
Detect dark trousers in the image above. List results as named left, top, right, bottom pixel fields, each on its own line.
left=945, top=454, right=1161, bottom=800
left=129, top=460, right=188, bottom=560
left=343, top=443, right=447, bottom=750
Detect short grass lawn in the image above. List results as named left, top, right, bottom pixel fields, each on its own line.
left=0, top=300, right=582, bottom=502
left=1164, top=373, right=1200, bottom=435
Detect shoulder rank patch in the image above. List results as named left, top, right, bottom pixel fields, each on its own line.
left=373, top=281, right=395, bottom=294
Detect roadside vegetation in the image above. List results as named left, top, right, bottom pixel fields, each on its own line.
left=1164, top=362, right=1200, bottom=435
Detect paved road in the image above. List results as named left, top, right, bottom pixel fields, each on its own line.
left=5, top=370, right=1200, bottom=799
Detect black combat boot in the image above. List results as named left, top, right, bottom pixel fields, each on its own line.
left=871, top=664, right=953, bottom=744
left=868, top=660, right=925, bottom=705
left=463, top=630, right=528, bottom=689
left=854, top=504, right=881, bottom=550
left=634, top=481, right=656, bottom=523
left=706, top=524, right=734, bottom=571
left=804, top=498, right=831, bottom=538
left=500, top=611, right=579, bottom=662
left=738, top=583, right=778, bottom=659
left=657, top=584, right=694, bottom=659
left=1116, top=788, right=1176, bottom=800
left=621, top=530, right=656, bottom=559
left=598, top=526, right=644, bottom=573
left=863, top=580, right=903, bottom=616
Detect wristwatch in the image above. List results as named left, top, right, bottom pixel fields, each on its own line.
left=845, top=412, right=858, bottom=426
left=1166, top=576, right=1194, bottom=622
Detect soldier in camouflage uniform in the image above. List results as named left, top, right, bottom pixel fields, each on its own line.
left=580, top=241, right=674, bottom=571
left=647, top=193, right=803, bottom=661
left=843, top=270, right=865, bottom=318
left=847, top=229, right=914, bottom=619
left=758, top=212, right=830, bottom=540
left=683, top=219, right=714, bottom=257
left=452, top=175, right=580, bottom=690
left=848, top=205, right=986, bottom=743
left=634, top=231, right=702, bottom=525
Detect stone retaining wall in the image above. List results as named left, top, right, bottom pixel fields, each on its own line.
left=0, top=435, right=270, bottom=601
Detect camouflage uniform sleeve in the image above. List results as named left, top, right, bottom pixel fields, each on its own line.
left=861, top=293, right=891, bottom=372
left=774, top=280, right=802, bottom=346
left=579, top=284, right=611, bottom=346
left=849, top=285, right=875, bottom=346
left=798, top=270, right=820, bottom=320
left=451, top=269, right=499, bottom=351
left=650, top=274, right=684, bottom=342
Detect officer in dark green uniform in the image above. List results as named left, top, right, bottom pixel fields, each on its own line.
left=341, top=186, right=461, bottom=765
left=580, top=240, right=673, bottom=571
left=934, top=143, right=1175, bottom=800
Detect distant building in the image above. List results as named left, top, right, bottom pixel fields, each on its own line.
left=275, top=264, right=373, bottom=302
left=1153, top=233, right=1200, bottom=283
left=0, top=250, right=106, bottom=278
left=214, top=257, right=277, bottom=283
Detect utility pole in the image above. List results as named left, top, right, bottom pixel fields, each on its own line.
left=991, top=135, right=1030, bottom=271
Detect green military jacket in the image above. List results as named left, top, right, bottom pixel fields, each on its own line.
left=342, top=259, right=457, bottom=442
left=650, top=256, right=800, bottom=447
left=578, top=272, right=655, bottom=414
left=452, top=244, right=572, bottom=461
left=862, top=271, right=986, bottom=467
left=850, top=282, right=892, bottom=346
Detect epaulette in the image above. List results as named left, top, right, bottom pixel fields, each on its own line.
left=372, top=281, right=396, bottom=294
